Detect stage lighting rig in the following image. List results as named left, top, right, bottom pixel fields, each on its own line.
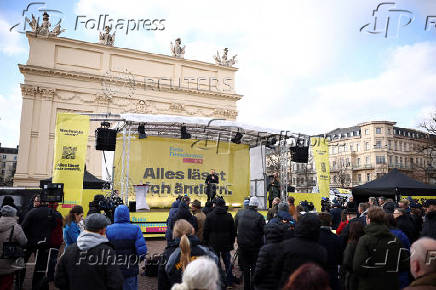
left=231, top=132, right=243, bottom=144
left=181, top=125, right=191, bottom=139
left=138, top=123, right=147, bottom=139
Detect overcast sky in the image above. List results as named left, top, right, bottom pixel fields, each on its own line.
left=0, top=0, right=435, bottom=147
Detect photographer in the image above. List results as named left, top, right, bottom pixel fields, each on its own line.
left=0, top=206, right=27, bottom=290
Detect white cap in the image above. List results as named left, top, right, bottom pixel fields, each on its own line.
left=249, top=196, right=259, bottom=208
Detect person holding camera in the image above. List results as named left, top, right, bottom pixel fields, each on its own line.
left=0, top=205, right=27, bottom=290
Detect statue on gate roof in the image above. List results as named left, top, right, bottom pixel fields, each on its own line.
left=99, top=25, right=116, bottom=46
left=214, top=48, right=237, bottom=67
left=170, top=38, right=186, bottom=58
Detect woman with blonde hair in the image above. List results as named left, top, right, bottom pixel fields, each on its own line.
left=158, top=219, right=219, bottom=290
left=171, top=257, right=219, bottom=290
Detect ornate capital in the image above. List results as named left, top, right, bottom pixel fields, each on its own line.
left=213, top=108, right=238, bottom=119
left=20, top=84, right=55, bottom=101
left=169, top=102, right=185, bottom=112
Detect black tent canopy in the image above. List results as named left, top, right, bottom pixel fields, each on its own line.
left=40, top=170, right=107, bottom=189
left=352, top=169, right=436, bottom=197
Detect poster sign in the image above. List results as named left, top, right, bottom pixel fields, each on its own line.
left=311, top=137, right=331, bottom=197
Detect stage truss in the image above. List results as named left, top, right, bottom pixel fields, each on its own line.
left=82, top=112, right=298, bottom=204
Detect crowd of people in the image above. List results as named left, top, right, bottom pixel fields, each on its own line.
left=0, top=192, right=435, bottom=290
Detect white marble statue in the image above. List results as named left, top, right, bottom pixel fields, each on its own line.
left=214, top=48, right=237, bottom=67
left=99, top=26, right=116, bottom=46
left=170, top=38, right=185, bottom=58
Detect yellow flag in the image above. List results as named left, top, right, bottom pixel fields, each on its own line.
left=311, top=137, right=330, bottom=197
left=52, top=113, right=90, bottom=209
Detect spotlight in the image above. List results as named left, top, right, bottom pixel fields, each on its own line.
left=181, top=125, right=191, bottom=139
left=265, top=137, right=277, bottom=149
left=231, top=132, right=243, bottom=144
left=138, top=123, right=147, bottom=139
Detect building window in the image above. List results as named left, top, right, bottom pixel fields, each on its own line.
left=365, top=129, right=369, bottom=135
left=376, top=127, right=382, bottom=134
left=367, top=173, right=371, bottom=181
left=388, top=140, right=392, bottom=150
left=395, top=141, right=398, bottom=151
left=376, top=156, right=386, bottom=164
left=14, top=156, right=17, bottom=161
left=358, top=174, right=362, bottom=182
left=400, top=157, right=403, bottom=166
left=395, top=156, right=399, bottom=165
left=2, top=155, right=6, bottom=160
left=389, top=156, right=393, bottom=165
left=365, top=142, right=369, bottom=151
left=356, top=143, right=360, bottom=152
left=1, top=163, right=5, bottom=169
left=357, top=158, right=360, bottom=166
left=350, top=144, right=353, bottom=152
left=375, top=140, right=382, bottom=149
left=388, top=128, right=391, bottom=134
left=333, top=176, right=337, bottom=183
left=366, top=156, right=370, bottom=164
left=346, top=158, right=350, bottom=167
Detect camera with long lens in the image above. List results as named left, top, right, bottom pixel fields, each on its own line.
left=321, top=197, right=331, bottom=212
left=40, top=183, right=64, bottom=203
left=89, top=192, right=123, bottom=222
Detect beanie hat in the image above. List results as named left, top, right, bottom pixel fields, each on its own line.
left=249, top=196, right=259, bottom=208
left=1, top=205, right=17, bottom=217
left=214, top=197, right=226, bottom=207
left=191, top=200, right=201, bottom=209
left=84, top=213, right=110, bottom=232
left=278, top=201, right=289, bottom=212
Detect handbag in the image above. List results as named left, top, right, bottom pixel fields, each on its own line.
left=2, top=225, right=25, bottom=259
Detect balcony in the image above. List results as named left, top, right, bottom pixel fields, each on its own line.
left=351, top=163, right=374, bottom=170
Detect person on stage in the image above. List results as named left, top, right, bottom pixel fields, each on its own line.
left=205, top=169, right=219, bottom=202
left=267, top=173, right=281, bottom=208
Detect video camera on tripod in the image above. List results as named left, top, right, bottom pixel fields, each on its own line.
left=88, top=192, right=123, bottom=222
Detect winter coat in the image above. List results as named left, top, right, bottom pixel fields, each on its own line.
left=171, top=202, right=198, bottom=232
left=192, top=209, right=206, bottom=242
left=165, top=200, right=181, bottom=243
left=268, top=210, right=294, bottom=240
left=336, top=220, right=348, bottom=235
left=0, top=216, right=27, bottom=275
left=353, top=223, right=409, bottom=290
left=390, top=228, right=411, bottom=289
left=330, top=207, right=343, bottom=230
left=54, top=231, right=124, bottom=290
left=235, top=207, right=266, bottom=249
left=404, top=272, right=436, bottom=290
left=63, top=221, right=81, bottom=248
left=254, top=223, right=285, bottom=290
left=202, top=205, right=214, bottom=216
left=319, top=227, right=342, bottom=290
left=159, top=235, right=218, bottom=289
left=267, top=179, right=280, bottom=201
left=21, top=206, right=57, bottom=249
left=421, top=211, right=436, bottom=239
left=342, top=241, right=359, bottom=290
left=396, top=214, right=417, bottom=243
left=274, top=213, right=328, bottom=288
left=106, top=205, right=147, bottom=278
left=203, top=206, right=235, bottom=252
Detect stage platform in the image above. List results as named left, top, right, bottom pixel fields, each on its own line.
left=130, top=208, right=268, bottom=237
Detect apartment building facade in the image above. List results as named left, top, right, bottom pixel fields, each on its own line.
left=328, top=121, right=435, bottom=188
left=0, top=144, right=18, bottom=186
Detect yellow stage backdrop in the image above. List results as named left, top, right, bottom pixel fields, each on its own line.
left=311, top=137, right=330, bottom=197
left=289, top=192, right=323, bottom=212
left=52, top=113, right=90, bottom=213
left=114, top=136, right=250, bottom=208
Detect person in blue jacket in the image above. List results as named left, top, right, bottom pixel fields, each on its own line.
left=106, top=205, right=147, bottom=290
left=63, top=205, right=83, bottom=247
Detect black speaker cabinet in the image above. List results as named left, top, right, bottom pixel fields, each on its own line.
left=95, top=128, right=117, bottom=151
left=129, top=201, right=136, bottom=213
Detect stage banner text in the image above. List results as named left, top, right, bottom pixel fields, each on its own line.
left=311, top=137, right=330, bottom=197
left=52, top=113, right=90, bottom=210
left=114, top=136, right=250, bottom=208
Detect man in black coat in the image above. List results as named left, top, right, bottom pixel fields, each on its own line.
left=329, top=202, right=343, bottom=230
left=394, top=207, right=417, bottom=243
left=171, top=196, right=198, bottom=232
left=205, top=169, right=219, bottom=202
left=254, top=222, right=285, bottom=290
left=203, top=197, right=236, bottom=287
left=274, top=213, right=328, bottom=288
left=21, top=199, right=58, bottom=290
left=55, top=213, right=124, bottom=290
left=235, top=197, right=265, bottom=290
left=421, top=199, right=436, bottom=239
left=318, top=213, right=342, bottom=290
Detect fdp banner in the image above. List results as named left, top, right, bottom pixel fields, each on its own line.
left=52, top=113, right=90, bottom=209
left=114, top=136, right=250, bottom=208
left=311, top=137, right=330, bottom=197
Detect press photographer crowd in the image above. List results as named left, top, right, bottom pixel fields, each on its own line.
left=0, top=191, right=436, bottom=290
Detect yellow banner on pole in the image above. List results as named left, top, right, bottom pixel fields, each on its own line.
left=311, top=137, right=330, bottom=197
left=52, top=113, right=90, bottom=209
left=114, top=136, right=250, bottom=208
